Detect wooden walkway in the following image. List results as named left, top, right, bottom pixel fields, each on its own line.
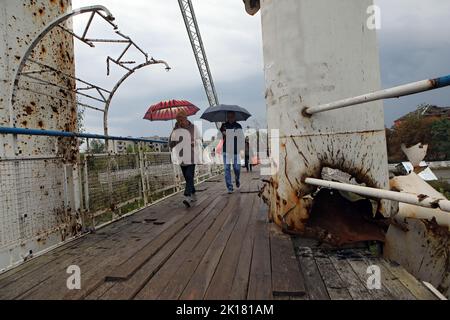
left=0, top=171, right=438, bottom=300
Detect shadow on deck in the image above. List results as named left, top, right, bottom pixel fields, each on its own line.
left=0, top=171, right=439, bottom=300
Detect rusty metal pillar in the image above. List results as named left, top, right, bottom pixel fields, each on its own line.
left=0, top=0, right=78, bottom=270
left=258, top=0, right=395, bottom=241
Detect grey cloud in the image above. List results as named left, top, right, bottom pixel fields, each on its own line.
left=73, top=0, right=449, bottom=136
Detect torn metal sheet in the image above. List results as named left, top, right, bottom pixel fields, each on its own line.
left=390, top=173, right=450, bottom=229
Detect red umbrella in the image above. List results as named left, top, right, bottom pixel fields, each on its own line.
left=143, top=100, right=200, bottom=121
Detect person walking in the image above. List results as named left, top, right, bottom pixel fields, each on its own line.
left=220, top=111, right=244, bottom=194
left=169, top=110, right=202, bottom=208
left=244, top=136, right=253, bottom=172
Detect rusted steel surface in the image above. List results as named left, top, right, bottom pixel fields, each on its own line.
left=0, top=0, right=78, bottom=272
left=258, top=0, right=394, bottom=244
left=1, top=0, right=76, bottom=158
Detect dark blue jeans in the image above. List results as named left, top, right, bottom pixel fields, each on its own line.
left=181, top=164, right=196, bottom=197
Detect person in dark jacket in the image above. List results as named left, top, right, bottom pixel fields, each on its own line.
left=244, top=136, right=253, bottom=172
left=220, top=111, right=244, bottom=194
left=169, top=110, right=201, bottom=208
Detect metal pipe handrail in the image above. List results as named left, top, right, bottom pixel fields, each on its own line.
left=304, top=177, right=450, bottom=213
left=0, top=127, right=168, bottom=144
left=304, top=74, right=450, bottom=115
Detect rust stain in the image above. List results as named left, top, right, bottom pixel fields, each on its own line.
left=24, top=105, right=34, bottom=115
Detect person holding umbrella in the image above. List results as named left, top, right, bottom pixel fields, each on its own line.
left=169, top=110, right=202, bottom=208
left=144, top=100, right=201, bottom=208
left=201, top=104, right=251, bottom=194
left=220, top=111, right=245, bottom=193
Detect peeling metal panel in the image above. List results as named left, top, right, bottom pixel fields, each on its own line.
left=259, top=0, right=394, bottom=240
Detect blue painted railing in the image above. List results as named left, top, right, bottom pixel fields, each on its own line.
left=0, top=127, right=168, bottom=144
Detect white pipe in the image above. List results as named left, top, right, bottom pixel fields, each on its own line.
left=304, top=178, right=450, bottom=213
left=305, top=75, right=450, bottom=115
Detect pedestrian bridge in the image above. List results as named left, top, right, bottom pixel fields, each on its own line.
left=0, top=170, right=439, bottom=300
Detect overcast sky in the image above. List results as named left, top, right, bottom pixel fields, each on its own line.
left=72, top=0, right=450, bottom=138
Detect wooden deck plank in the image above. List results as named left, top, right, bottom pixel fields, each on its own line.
left=346, top=251, right=393, bottom=300
left=101, top=195, right=229, bottom=300
left=381, top=259, right=438, bottom=300
left=140, top=196, right=239, bottom=300
left=314, top=253, right=353, bottom=300
left=103, top=188, right=220, bottom=282
left=19, top=216, right=177, bottom=300
left=328, top=253, right=373, bottom=300
left=0, top=215, right=132, bottom=289
left=247, top=211, right=272, bottom=300
left=361, top=254, right=417, bottom=300
left=61, top=189, right=219, bottom=300
left=131, top=196, right=230, bottom=299
left=294, top=246, right=330, bottom=300
left=270, top=225, right=306, bottom=297
left=178, top=196, right=242, bottom=300
left=228, top=199, right=264, bottom=300
left=0, top=217, right=154, bottom=300
left=203, top=193, right=256, bottom=299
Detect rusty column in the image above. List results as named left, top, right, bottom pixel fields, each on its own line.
left=257, top=0, right=395, bottom=243
left=1, top=0, right=77, bottom=156
left=0, top=0, right=79, bottom=270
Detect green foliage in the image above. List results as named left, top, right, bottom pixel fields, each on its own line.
left=90, top=139, right=105, bottom=154
left=428, top=180, right=450, bottom=200
left=431, top=119, right=450, bottom=159
left=126, top=144, right=136, bottom=154
left=386, top=110, right=449, bottom=162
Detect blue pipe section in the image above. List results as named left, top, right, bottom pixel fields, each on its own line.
left=0, top=127, right=168, bottom=144
left=434, top=75, right=450, bottom=88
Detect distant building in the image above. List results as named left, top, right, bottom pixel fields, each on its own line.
left=140, top=136, right=169, bottom=153
left=394, top=105, right=450, bottom=127
left=113, top=136, right=169, bottom=154
left=114, top=139, right=135, bottom=154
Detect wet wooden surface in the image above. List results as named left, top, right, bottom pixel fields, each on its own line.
left=0, top=170, right=438, bottom=300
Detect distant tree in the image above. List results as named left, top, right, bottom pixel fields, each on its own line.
left=90, top=139, right=105, bottom=154
left=77, top=105, right=86, bottom=147
left=386, top=113, right=449, bottom=162
left=431, top=119, right=450, bottom=160
left=77, top=106, right=85, bottom=133
left=126, top=144, right=136, bottom=154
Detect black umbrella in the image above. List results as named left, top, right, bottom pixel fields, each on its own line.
left=200, top=104, right=252, bottom=123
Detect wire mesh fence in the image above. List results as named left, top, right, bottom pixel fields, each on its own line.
left=0, top=157, right=75, bottom=249
left=0, top=137, right=223, bottom=271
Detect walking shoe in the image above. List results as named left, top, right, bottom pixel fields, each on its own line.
left=191, top=194, right=197, bottom=202
left=227, top=189, right=234, bottom=194
left=183, top=196, right=192, bottom=208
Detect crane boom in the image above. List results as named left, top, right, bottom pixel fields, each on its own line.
left=178, top=0, right=219, bottom=107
